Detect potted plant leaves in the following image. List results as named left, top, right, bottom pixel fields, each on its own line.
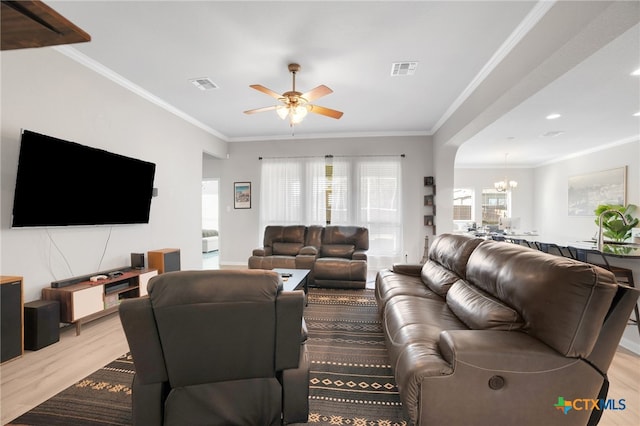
left=594, top=204, right=639, bottom=242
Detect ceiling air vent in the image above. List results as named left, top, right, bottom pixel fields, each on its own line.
left=189, top=77, right=218, bottom=91
left=391, top=62, right=418, bottom=76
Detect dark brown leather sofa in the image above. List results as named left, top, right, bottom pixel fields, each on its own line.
left=376, top=233, right=639, bottom=426
left=249, top=225, right=369, bottom=288
left=119, top=269, right=309, bottom=425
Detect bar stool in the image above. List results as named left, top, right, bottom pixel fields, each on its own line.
left=537, top=242, right=575, bottom=259
left=509, top=238, right=533, bottom=248
left=577, top=249, right=639, bottom=335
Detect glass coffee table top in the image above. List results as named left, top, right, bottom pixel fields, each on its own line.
left=274, top=268, right=310, bottom=293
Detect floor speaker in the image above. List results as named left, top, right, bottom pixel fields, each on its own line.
left=24, top=300, right=60, bottom=351
left=1, top=276, right=23, bottom=362
left=148, top=248, right=181, bottom=274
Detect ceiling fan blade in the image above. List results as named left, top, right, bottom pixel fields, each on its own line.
left=301, top=85, right=333, bottom=102
left=309, top=104, right=343, bottom=119
left=250, top=84, right=283, bottom=100
left=244, top=105, right=278, bottom=115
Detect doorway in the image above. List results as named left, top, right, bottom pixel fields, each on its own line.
left=202, top=179, right=219, bottom=269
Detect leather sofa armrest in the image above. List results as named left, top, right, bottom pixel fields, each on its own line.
left=276, top=290, right=305, bottom=371
left=352, top=250, right=367, bottom=261
left=119, top=298, right=168, bottom=384
left=299, top=245, right=318, bottom=256
left=252, top=247, right=272, bottom=256
left=391, top=263, right=422, bottom=276
left=439, top=330, right=574, bottom=372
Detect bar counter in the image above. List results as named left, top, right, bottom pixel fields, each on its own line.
left=466, top=232, right=640, bottom=259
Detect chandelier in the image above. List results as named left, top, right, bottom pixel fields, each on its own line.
left=494, top=153, right=518, bottom=192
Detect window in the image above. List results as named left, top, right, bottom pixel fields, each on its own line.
left=453, top=188, right=473, bottom=221
left=260, top=156, right=403, bottom=266
left=481, top=189, right=508, bottom=225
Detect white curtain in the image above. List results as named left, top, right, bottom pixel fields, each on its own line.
left=260, top=156, right=403, bottom=267
left=259, top=158, right=304, bottom=226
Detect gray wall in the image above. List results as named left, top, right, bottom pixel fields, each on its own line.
left=1, top=48, right=227, bottom=302
left=204, top=136, right=434, bottom=268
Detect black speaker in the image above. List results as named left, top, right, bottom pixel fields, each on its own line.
left=131, top=252, right=145, bottom=269
left=24, top=300, right=60, bottom=351
left=1, top=277, right=23, bottom=362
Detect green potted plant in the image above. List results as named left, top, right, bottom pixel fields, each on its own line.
left=593, top=204, right=639, bottom=242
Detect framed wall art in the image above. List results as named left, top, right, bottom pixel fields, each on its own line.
left=234, top=182, right=251, bottom=209
left=567, top=166, right=626, bottom=216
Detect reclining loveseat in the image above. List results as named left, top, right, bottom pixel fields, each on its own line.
left=249, top=225, right=369, bottom=288
left=376, top=233, right=639, bottom=426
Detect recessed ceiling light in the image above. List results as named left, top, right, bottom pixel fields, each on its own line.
left=631, top=68, right=640, bottom=76
left=546, top=113, right=561, bottom=120
left=634, top=111, right=640, bottom=117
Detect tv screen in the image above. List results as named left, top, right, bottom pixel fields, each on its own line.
left=12, top=130, right=156, bottom=227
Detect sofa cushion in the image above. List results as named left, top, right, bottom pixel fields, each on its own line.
left=421, top=261, right=461, bottom=298
left=321, top=244, right=355, bottom=258
left=446, top=280, right=524, bottom=331
left=264, top=225, right=306, bottom=247
left=428, top=233, right=483, bottom=279
left=272, top=242, right=303, bottom=256
left=322, top=226, right=369, bottom=250
left=202, top=229, right=219, bottom=238
left=466, top=239, right=618, bottom=357
left=299, top=246, right=318, bottom=256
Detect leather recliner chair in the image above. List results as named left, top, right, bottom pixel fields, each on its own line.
left=119, top=269, right=309, bottom=425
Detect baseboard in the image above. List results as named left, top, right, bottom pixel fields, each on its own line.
left=219, top=261, right=247, bottom=267
left=619, top=336, right=640, bottom=355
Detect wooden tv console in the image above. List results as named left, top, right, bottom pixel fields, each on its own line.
left=42, top=268, right=157, bottom=335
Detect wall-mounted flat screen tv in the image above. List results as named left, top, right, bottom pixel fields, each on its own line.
left=12, top=130, right=156, bottom=227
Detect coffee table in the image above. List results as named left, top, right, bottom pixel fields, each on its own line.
left=274, top=268, right=310, bottom=301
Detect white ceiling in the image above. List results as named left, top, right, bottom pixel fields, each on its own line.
left=48, top=1, right=639, bottom=167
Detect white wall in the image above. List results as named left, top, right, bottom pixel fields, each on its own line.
left=533, top=141, right=640, bottom=240
left=203, top=136, right=433, bottom=267
left=534, top=140, right=640, bottom=352
left=454, top=167, right=535, bottom=232
left=1, top=48, right=227, bottom=302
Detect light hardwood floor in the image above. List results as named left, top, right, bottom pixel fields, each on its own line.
left=1, top=312, right=639, bottom=425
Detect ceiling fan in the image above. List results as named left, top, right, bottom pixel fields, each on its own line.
left=244, top=63, right=343, bottom=126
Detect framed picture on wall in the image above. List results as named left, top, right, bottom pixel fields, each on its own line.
left=567, top=167, right=626, bottom=216
left=234, top=182, right=251, bottom=209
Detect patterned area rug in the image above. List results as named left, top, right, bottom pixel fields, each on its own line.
left=10, top=288, right=408, bottom=425
left=304, top=288, right=407, bottom=425
left=9, top=354, right=134, bottom=425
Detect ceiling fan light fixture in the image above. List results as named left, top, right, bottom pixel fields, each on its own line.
left=245, top=63, right=343, bottom=128
left=276, top=105, right=289, bottom=120
left=290, top=104, right=309, bottom=124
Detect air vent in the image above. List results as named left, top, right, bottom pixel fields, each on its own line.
left=391, top=62, right=418, bottom=76
left=189, top=77, right=218, bottom=91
